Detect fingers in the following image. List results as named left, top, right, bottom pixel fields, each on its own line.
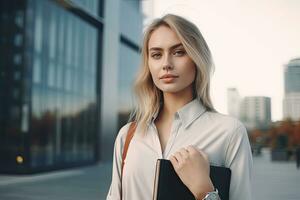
left=186, top=145, right=199, bottom=155
left=199, top=150, right=209, bottom=163
left=170, top=148, right=189, bottom=169
left=177, top=148, right=190, bottom=161
left=179, top=148, right=189, bottom=159
left=183, top=145, right=209, bottom=162
left=170, top=146, right=209, bottom=162
left=170, top=146, right=210, bottom=175
left=170, top=154, right=178, bottom=169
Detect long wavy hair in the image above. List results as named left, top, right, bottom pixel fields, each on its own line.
left=130, top=14, right=215, bottom=132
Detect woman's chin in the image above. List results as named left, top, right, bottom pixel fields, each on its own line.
left=159, top=87, right=183, bottom=94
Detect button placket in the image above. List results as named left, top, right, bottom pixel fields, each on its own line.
left=151, top=123, right=163, bottom=158
left=163, top=116, right=181, bottom=158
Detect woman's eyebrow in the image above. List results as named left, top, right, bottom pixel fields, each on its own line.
left=149, top=43, right=183, bottom=51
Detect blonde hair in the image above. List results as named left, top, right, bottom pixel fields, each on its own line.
left=130, top=14, right=215, bottom=132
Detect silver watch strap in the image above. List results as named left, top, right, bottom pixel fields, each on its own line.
left=201, top=188, right=220, bottom=200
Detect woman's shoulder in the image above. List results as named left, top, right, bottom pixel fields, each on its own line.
left=114, top=122, right=136, bottom=146
left=204, top=112, right=249, bottom=148
left=205, top=111, right=246, bottom=133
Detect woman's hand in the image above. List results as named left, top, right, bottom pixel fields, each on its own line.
left=170, top=145, right=214, bottom=200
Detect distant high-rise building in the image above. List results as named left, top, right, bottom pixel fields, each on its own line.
left=227, top=88, right=241, bottom=118
left=284, top=58, right=300, bottom=94
left=240, top=96, right=272, bottom=129
left=283, top=58, right=300, bottom=121
left=283, top=93, right=300, bottom=121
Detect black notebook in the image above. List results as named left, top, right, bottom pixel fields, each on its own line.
left=153, top=159, right=231, bottom=200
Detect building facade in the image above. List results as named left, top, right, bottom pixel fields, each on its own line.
left=239, top=96, right=272, bottom=130
left=0, top=0, right=143, bottom=173
left=283, top=58, right=300, bottom=121
left=227, top=88, right=241, bottom=119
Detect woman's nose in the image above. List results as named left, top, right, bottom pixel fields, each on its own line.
left=163, top=65, right=173, bottom=70
left=162, top=55, right=174, bottom=71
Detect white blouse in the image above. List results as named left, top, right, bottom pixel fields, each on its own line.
left=106, top=99, right=253, bottom=200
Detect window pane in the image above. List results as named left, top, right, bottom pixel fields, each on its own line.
left=33, top=56, right=41, bottom=83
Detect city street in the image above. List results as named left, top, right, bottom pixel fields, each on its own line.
left=0, top=148, right=299, bottom=200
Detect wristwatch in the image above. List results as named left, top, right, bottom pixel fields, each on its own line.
left=202, top=188, right=220, bottom=200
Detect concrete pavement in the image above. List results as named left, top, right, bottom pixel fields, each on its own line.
left=253, top=148, right=300, bottom=200
left=0, top=148, right=299, bottom=200
left=0, top=163, right=112, bottom=200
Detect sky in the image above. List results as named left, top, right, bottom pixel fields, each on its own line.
left=142, top=0, right=300, bottom=121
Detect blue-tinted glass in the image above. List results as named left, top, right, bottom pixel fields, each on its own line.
left=13, top=54, right=22, bottom=65
left=34, top=2, right=42, bottom=53
left=33, top=56, right=41, bottom=83
left=69, top=0, right=99, bottom=16
left=14, top=34, right=23, bottom=46
left=48, top=62, right=56, bottom=88
left=15, top=10, right=24, bottom=28
left=118, top=43, right=140, bottom=112
left=66, top=16, right=73, bottom=67
left=29, top=0, right=99, bottom=168
left=57, top=65, right=64, bottom=89
left=49, top=9, right=57, bottom=59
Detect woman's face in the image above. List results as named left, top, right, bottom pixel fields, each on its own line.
left=148, top=25, right=196, bottom=95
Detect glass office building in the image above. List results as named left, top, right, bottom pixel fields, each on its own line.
left=284, top=58, right=300, bottom=94
left=0, top=0, right=142, bottom=174
left=283, top=58, right=300, bottom=121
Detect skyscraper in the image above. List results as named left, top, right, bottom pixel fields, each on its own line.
left=283, top=58, right=300, bottom=121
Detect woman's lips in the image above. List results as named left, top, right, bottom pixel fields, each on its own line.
left=160, top=74, right=179, bottom=83
left=160, top=74, right=179, bottom=79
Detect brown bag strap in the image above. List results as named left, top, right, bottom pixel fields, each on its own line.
left=121, top=121, right=137, bottom=177
left=121, top=122, right=137, bottom=199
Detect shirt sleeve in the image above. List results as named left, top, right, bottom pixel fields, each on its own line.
left=106, top=124, right=129, bottom=200
left=224, top=123, right=253, bottom=200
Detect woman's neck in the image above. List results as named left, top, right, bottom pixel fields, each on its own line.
left=160, top=87, right=194, bottom=119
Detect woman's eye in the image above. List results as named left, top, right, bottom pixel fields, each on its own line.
left=173, top=50, right=185, bottom=56
left=151, top=53, right=161, bottom=59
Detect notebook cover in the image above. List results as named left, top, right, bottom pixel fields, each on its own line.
left=153, top=159, right=231, bottom=200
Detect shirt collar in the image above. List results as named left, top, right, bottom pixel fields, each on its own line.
left=177, top=99, right=207, bottom=129
left=149, top=99, right=207, bottom=129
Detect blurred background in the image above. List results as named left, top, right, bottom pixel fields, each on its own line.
left=0, top=0, right=299, bottom=199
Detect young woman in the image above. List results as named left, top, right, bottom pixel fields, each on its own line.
left=106, top=14, right=253, bottom=200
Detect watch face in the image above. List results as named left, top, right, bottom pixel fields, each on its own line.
left=206, top=192, right=219, bottom=200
